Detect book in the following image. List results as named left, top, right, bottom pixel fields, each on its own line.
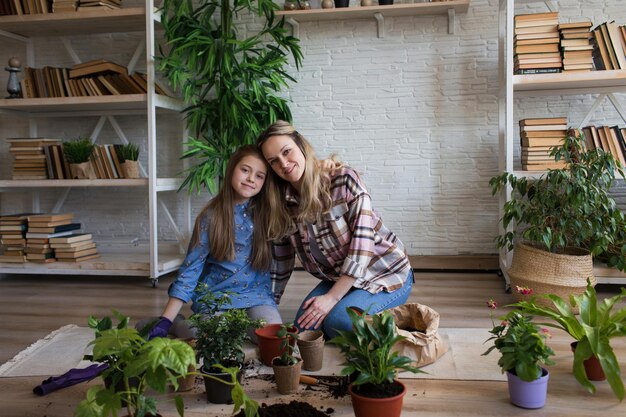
left=27, top=219, right=73, bottom=227
left=605, top=126, right=626, bottom=166
left=515, top=12, right=559, bottom=22
left=25, top=230, right=77, bottom=239
left=27, top=213, right=74, bottom=223
left=520, top=124, right=568, bottom=132
left=27, top=223, right=81, bottom=234
left=516, top=68, right=561, bottom=75
left=520, top=117, right=568, bottom=126
left=55, top=247, right=98, bottom=259
left=69, top=60, right=128, bottom=79
left=49, top=233, right=93, bottom=244
left=58, top=253, right=101, bottom=262
left=558, top=21, right=593, bottom=30
left=52, top=242, right=97, bottom=252
left=515, top=44, right=560, bottom=54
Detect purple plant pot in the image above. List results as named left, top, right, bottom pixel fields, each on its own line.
left=506, top=368, right=549, bottom=409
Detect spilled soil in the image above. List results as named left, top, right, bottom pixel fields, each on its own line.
left=233, top=400, right=334, bottom=417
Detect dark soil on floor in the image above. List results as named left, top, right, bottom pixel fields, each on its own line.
left=233, top=400, right=334, bottom=417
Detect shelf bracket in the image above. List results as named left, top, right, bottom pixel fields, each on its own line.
left=374, top=13, right=384, bottom=39
left=0, top=29, right=28, bottom=43
left=448, top=8, right=455, bottom=34
left=576, top=93, right=626, bottom=129
left=286, top=18, right=300, bottom=39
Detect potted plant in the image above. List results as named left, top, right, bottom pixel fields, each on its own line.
left=489, top=130, right=626, bottom=303
left=271, top=323, right=302, bottom=394
left=63, top=138, right=97, bottom=179
left=329, top=309, right=423, bottom=417
left=157, top=0, right=302, bottom=193
left=482, top=297, right=555, bottom=409
left=255, top=322, right=299, bottom=366
left=74, top=312, right=196, bottom=417
left=118, top=143, right=140, bottom=179
left=513, top=280, right=626, bottom=401
left=191, top=289, right=264, bottom=404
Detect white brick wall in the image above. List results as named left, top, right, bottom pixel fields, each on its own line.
left=1, top=0, right=625, bottom=255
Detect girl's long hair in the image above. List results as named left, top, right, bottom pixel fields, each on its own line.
left=257, top=120, right=335, bottom=240
left=190, top=145, right=273, bottom=271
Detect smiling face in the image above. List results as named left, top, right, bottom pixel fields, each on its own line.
left=260, top=134, right=307, bottom=186
left=230, top=155, right=267, bottom=204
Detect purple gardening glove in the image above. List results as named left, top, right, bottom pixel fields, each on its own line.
left=33, top=363, right=109, bottom=396
left=148, top=316, right=173, bottom=340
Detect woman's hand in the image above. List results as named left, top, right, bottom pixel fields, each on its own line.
left=318, top=158, right=341, bottom=176
left=297, top=293, right=339, bottom=330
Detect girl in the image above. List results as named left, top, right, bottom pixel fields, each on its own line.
left=258, top=121, right=414, bottom=339
left=144, top=145, right=281, bottom=340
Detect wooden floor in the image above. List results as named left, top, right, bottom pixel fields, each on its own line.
left=0, top=271, right=625, bottom=416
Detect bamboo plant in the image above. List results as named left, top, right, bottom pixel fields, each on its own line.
left=158, top=0, right=303, bottom=193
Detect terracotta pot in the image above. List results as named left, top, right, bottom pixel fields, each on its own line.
left=255, top=324, right=298, bottom=366
left=272, top=357, right=302, bottom=394
left=297, top=330, right=324, bottom=371
left=348, top=380, right=406, bottom=417
left=70, top=161, right=97, bottom=179
left=506, top=368, right=549, bottom=409
left=122, top=160, right=140, bottom=178
left=202, top=364, right=242, bottom=404
left=571, top=342, right=606, bottom=381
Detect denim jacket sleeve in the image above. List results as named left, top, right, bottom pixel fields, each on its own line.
left=167, top=215, right=210, bottom=303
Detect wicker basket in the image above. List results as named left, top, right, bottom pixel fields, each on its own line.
left=508, top=243, right=595, bottom=311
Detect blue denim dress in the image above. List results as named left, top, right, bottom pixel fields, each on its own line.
left=168, top=201, right=276, bottom=313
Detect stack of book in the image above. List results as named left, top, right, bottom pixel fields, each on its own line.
left=50, top=233, right=99, bottom=262
left=43, top=143, right=71, bottom=179
left=7, top=138, right=62, bottom=180
left=0, top=213, right=31, bottom=263
left=519, top=117, right=569, bottom=171
left=52, top=0, right=78, bottom=13
left=592, top=21, right=626, bottom=70
left=581, top=125, right=626, bottom=167
left=514, top=12, right=562, bottom=75
left=77, top=0, right=121, bottom=11
left=559, top=21, right=594, bottom=72
left=91, top=144, right=125, bottom=179
left=21, top=61, right=167, bottom=98
left=0, top=0, right=51, bottom=15
left=25, top=213, right=82, bottom=262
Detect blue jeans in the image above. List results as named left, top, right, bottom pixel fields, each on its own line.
left=294, top=270, right=414, bottom=339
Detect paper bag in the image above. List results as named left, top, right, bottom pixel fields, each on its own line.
left=385, top=303, right=448, bottom=367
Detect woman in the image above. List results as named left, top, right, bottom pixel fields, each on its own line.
left=258, top=121, right=413, bottom=338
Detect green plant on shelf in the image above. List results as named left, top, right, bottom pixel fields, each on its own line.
left=118, top=143, right=139, bottom=162
left=63, top=138, right=95, bottom=164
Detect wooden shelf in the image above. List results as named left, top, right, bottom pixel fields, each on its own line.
left=514, top=70, right=626, bottom=97
left=0, top=7, right=148, bottom=37
left=276, top=1, right=469, bottom=21
left=0, top=249, right=184, bottom=277
left=276, top=1, right=469, bottom=37
left=0, top=178, right=183, bottom=191
left=0, top=94, right=184, bottom=114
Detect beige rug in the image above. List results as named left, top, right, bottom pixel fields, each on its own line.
left=0, top=326, right=505, bottom=382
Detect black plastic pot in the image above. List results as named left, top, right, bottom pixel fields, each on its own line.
left=202, top=365, right=242, bottom=404
left=378, top=0, right=393, bottom=5
left=334, top=0, right=349, bottom=7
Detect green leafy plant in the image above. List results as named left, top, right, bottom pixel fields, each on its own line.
left=191, top=288, right=264, bottom=370
left=513, top=280, right=626, bottom=401
left=329, top=309, right=422, bottom=392
left=75, top=313, right=195, bottom=417
left=63, top=138, right=95, bottom=164
left=274, top=322, right=299, bottom=366
left=482, top=299, right=555, bottom=382
left=489, top=130, right=626, bottom=271
left=118, top=143, right=139, bottom=161
left=157, top=0, right=302, bottom=193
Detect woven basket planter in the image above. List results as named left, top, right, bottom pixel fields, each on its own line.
left=508, top=243, right=595, bottom=311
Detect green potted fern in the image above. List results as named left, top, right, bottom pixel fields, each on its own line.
left=329, top=309, right=423, bottom=417
left=118, top=143, right=140, bottom=179
left=63, top=138, right=96, bottom=179
left=157, top=0, right=302, bottom=193
left=489, top=130, right=626, bottom=304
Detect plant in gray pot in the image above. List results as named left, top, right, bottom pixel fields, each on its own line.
left=489, top=130, right=626, bottom=305
left=191, top=289, right=264, bottom=404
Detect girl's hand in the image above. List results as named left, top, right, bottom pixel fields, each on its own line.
left=318, top=158, right=340, bottom=176
left=297, top=294, right=339, bottom=330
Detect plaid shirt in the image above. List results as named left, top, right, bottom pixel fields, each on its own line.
left=270, top=167, right=411, bottom=304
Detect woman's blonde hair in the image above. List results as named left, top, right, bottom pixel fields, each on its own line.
left=257, top=120, right=335, bottom=239
left=190, top=145, right=273, bottom=270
